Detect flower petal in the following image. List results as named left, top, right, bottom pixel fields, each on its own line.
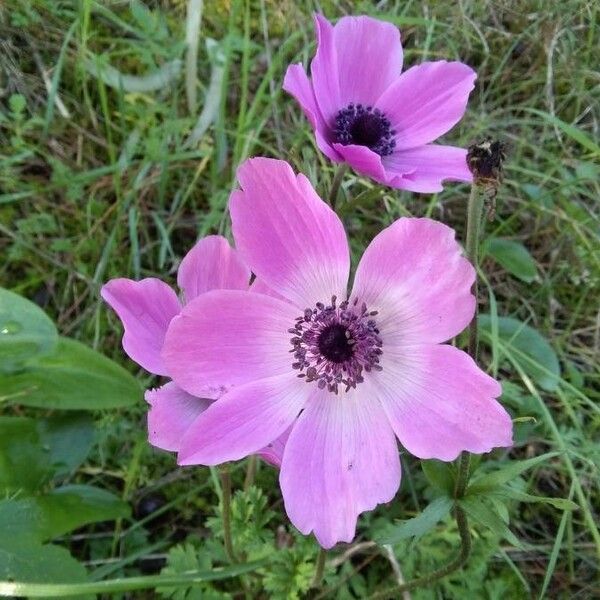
left=230, top=158, right=350, bottom=308
left=280, top=386, right=401, bottom=549
left=352, top=218, right=475, bottom=345
left=333, top=15, right=403, bottom=107
left=257, top=426, right=292, bottom=468
left=178, top=374, right=308, bottom=465
left=310, top=14, right=341, bottom=125
left=283, top=64, right=341, bottom=162
left=177, top=235, right=250, bottom=303
left=382, top=145, right=472, bottom=192
left=163, top=289, right=297, bottom=396
left=375, top=61, right=476, bottom=150
left=101, top=278, right=181, bottom=376
left=146, top=382, right=212, bottom=452
left=332, top=143, right=389, bottom=182
left=375, top=344, right=512, bottom=461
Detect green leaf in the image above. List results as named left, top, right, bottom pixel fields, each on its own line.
left=421, top=460, right=455, bottom=494
left=0, top=337, right=142, bottom=409
left=484, top=238, right=538, bottom=283
left=378, top=496, right=453, bottom=545
left=460, top=496, right=523, bottom=548
left=493, top=487, right=578, bottom=511
left=468, top=452, right=559, bottom=495
left=478, top=315, right=561, bottom=391
left=0, top=287, right=58, bottom=371
left=37, top=413, right=95, bottom=478
left=0, top=417, right=52, bottom=493
left=34, top=485, right=131, bottom=540
left=0, top=499, right=91, bottom=598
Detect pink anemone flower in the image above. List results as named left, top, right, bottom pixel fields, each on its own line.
left=101, top=236, right=287, bottom=466
left=283, top=14, right=476, bottom=192
left=162, top=158, right=513, bottom=549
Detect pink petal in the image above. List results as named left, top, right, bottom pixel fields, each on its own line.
left=145, top=382, right=212, bottom=452
left=332, top=143, right=389, bottom=182
left=375, top=61, right=476, bottom=150
left=351, top=218, right=475, bottom=345
left=375, top=344, right=513, bottom=461
left=178, top=374, right=308, bottom=466
left=283, top=64, right=341, bottom=162
left=163, top=289, right=297, bottom=397
left=280, top=387, right=401, bottom=549
left=177, top=235, right=250, bottom=303
left=382, top=145, right=472, bottom=192
left=257, top=426, right=292, bottom=468
left=230, top=158, right=350, bottom=308
left=333, top=15, right=403, bottom=107
left=310, top=14, right=341, bottom=125
left=101, top=278, right=181, bottom=376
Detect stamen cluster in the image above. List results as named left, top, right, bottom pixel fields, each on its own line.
left=334, top=104, right=396, bottom=156
left=288, top=296, right=383, bottom=394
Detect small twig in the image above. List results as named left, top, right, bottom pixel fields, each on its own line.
left=382, top=545, right=412, bottom=600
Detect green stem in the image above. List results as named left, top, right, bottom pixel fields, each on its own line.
left=243, top=455, right=258, bottom=492
left=372, top=507, right=472, bottom=599
left=220, top=465, right=237, bottom=564
left=312, top=548, right=327, bottom=588
left=0, top=560, right=268, bottom=598
left=327, top=163, right=348, bottom=209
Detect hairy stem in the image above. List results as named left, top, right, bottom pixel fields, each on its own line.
left=219, top=465, right=237, bottom=564
left=312, top=548, right=327, bottom=588
left=328, top=163, right=348, bottom=209
left=243, top=455, right=258, bottom=492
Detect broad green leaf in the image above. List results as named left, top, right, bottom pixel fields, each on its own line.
left=484, top=238, right=538, bottom=283
left=479, top=315, right=561, bottom=391
left=378, top=496, right=453, bottom=545
left=0, top=287, right=58, bottom=370
left=0, top=499, right=91, bottom=598
left=0, top=417, right=52, bottom=493
left=38, top=413, right=95, bottom=478
left=0, top=337, right=142, bottom=409
left=468, top=452, right=559, bottom=495
left=35, top=485, right=131, bottom=540
left=460, top=496, right=523, bottom=548
left=421, top=460, right=455, bottom=494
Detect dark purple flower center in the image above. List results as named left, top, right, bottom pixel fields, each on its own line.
left=333, top=104, right=396, bottom=156
left=288, top=296, right=383, bottom=394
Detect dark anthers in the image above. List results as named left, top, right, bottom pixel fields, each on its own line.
left=288, top=296, right=383, bottom=394
left=334, top=104, right=396, bottom=156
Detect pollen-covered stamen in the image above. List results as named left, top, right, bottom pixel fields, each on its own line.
left=288, top=296, right=383, bottom=394
left=334, top=104, right=396, bottom=156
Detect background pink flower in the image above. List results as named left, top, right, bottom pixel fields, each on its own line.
left=162, top=158, right=513, bottom=548
left=101, top=236, right=286, bottom=467
left=284, top=14, right=476, bottom=192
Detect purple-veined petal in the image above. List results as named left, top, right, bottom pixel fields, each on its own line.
left=375, top=344, right=512, bottom=461
left=352, top=217, right=475, bottom=345
left=333, top=15, right=403, bottom=107
left=146, top=382, right=212, bottom=452
left=280, top=385, right=401, bottom=548
left=163, top=289, right=297, bottom=397
left=382, top=144, right=472, bottom=192
left=177, top=235, right=250, bottom=303
left=375, top=61, right=476, bottom=150
left=230, top=158, right=350, bottom=308
left=257, top=426, right=292, bottom=468
left=283, top=64, right=341, bottom=162
left=177, top=374, right=309, bottom=466
left=332, top=143, right=390, bottom=182
left=101, top=278, right=181, bottom=376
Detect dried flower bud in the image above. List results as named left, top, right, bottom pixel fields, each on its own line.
left=467, top=139, right=506, bottom=186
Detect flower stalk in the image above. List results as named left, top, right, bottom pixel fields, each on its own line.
left=327, top=163, right=349, bottom=208
left=312, top=548, right=327, bottom=588
left=219, top=464, right=238, bottom=564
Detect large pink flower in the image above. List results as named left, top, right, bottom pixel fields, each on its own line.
left=163, top=158, right=513, bottom=548
left=283, top=14, right=476, bottom=192
left=101, top=236, right=286, bottom=466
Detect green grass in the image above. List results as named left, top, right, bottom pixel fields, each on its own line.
left=1, top=0, right=599, bottom=597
